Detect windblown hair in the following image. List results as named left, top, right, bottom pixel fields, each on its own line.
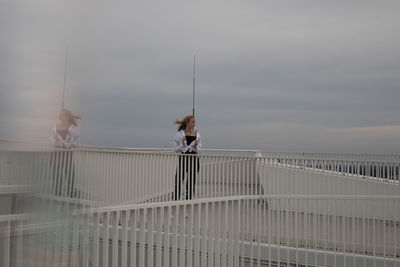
left=60, top=109, right=82, bottom=126
left=174, top=115, right=194, bottom=131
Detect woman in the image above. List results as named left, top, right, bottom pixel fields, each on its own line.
left=51, top=109, right=81, bottom=148
left=50, top=109, right=81, bottom=197
left=173, top=115, right=202, bottom=200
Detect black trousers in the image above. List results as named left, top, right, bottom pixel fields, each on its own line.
left=173, top=154, right=200, bottom=200
left=50, top=150, right=75, bottom=197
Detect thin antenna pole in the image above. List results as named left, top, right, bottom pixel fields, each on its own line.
left=62, top=48, right=68, bottom=110
left=192, top=55, right=196, bottom=116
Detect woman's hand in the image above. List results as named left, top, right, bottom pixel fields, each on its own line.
left=194, top=140, right=199, bottom=148
left=53, top=133, right=61, bottom=142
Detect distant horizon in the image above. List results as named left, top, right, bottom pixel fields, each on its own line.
left=1, top=137, right=399, bottom=155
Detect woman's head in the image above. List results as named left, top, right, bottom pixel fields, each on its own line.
left=59, top=109, right=81, bottom=126
left=174, top=115, right=195, bottom=131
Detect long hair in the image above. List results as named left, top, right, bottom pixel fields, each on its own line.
left=60, top=109, right=81, bottom=126
left=174, top=115, right=194, bottom=131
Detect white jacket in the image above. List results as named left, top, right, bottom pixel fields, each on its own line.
left=173, top=130, right=202, bottom=153
left=50, top=124, right=80, bottom=148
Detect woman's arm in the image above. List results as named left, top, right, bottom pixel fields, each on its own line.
left=188, top=131, right=202, bottom=153
left=173, top=131, right=190, bottom=153
left=67, top=126, right=80, bottom=148
left=50, top=126, right=64, bottom=147
left=195, top=131, right=202, bottom=153
left=50, top=126, right=57, bottom=144
left=173, top=131, right=185, bottom=153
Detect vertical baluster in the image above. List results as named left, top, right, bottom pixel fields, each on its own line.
left=208, top=202, right=215, bottom=267
left=187, top=204, right=194, bottom=267
left=138, top=209, right=146, bottom=267
left=148, top=208, right=154, bottom=267
left=178, top=203, right=186, bottom=265
left=393, top=199, right=397, bottom=266
left=193, top=203, right=200, bottom=267
left=200, top=202, right=208, bottom=267
left=157, top=154, right=162, bottom=202
left=122, top=153, right=127, bottom=204
left=171, top=205, right=178, bottom=267
left=130, top=210, right=137, bottom=267
left=102, top=212, right=109, bottom=267
left=70, top=212, right=80, bottom=266
left=155, top=207, right=163, bottom=267
left=295, top=197, right=300, bottom=266
left=3, top=219, right=11, bottom=267
left=120, top=210, right=128, bottom=267
left=111, top=211, right=118, bottom=267
left=82, top=213, right=90, bottom=267
left=149, top=153, right=153, bottom=201
left=163, top=206, right=170, bottom=267
left=92, top=213, right=100, bottom=267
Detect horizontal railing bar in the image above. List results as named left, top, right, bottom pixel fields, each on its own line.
left=35, top=193, right=100, bottom=206
left=2, top=139, right=399, bottom=159
left=74, top=195, right=400, bottom=215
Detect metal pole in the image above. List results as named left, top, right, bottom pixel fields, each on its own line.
left=192, top=55, right=196, bottom=116
left=62, top=48, right=68, bottom=110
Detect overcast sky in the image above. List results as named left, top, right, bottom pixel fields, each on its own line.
left=1, top=0, right=400, bottom=153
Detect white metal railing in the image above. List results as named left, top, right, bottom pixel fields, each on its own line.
left=0, top=149, right=263, bottom=206
left=0, top=139, right=261, bottom=156
left=1, top=148, right=399, bottom=206
left=66, top=195, right=399, bottom=267
left=0, top=202, right=88, bottom=267
left=259, top=156, right=400, bottom=182
left=258, top=158, right=400, bottom=196
left=1, top=140, right=400, bottom=267
left=0, top=214, right=29, bottom=267
left=2, top=196, right=399, bottom=266
left=262, top=151, right=400, bottom=161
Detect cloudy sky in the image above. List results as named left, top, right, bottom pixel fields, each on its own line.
left=1, top=0, right=400, bottom=153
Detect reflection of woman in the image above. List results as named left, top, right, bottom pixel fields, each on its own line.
left=173, top=115, right=202, bottom=200
left=50, top=109, right=81, bottom=197
left=51, top=109, right=81, bottom=149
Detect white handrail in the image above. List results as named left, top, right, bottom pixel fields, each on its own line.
left=1, top=140, right=399, bottom=266
left=73, top=196, right=400, bottom=267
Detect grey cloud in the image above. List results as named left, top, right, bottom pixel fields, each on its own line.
left=1, top=0, right=400, bottom=153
